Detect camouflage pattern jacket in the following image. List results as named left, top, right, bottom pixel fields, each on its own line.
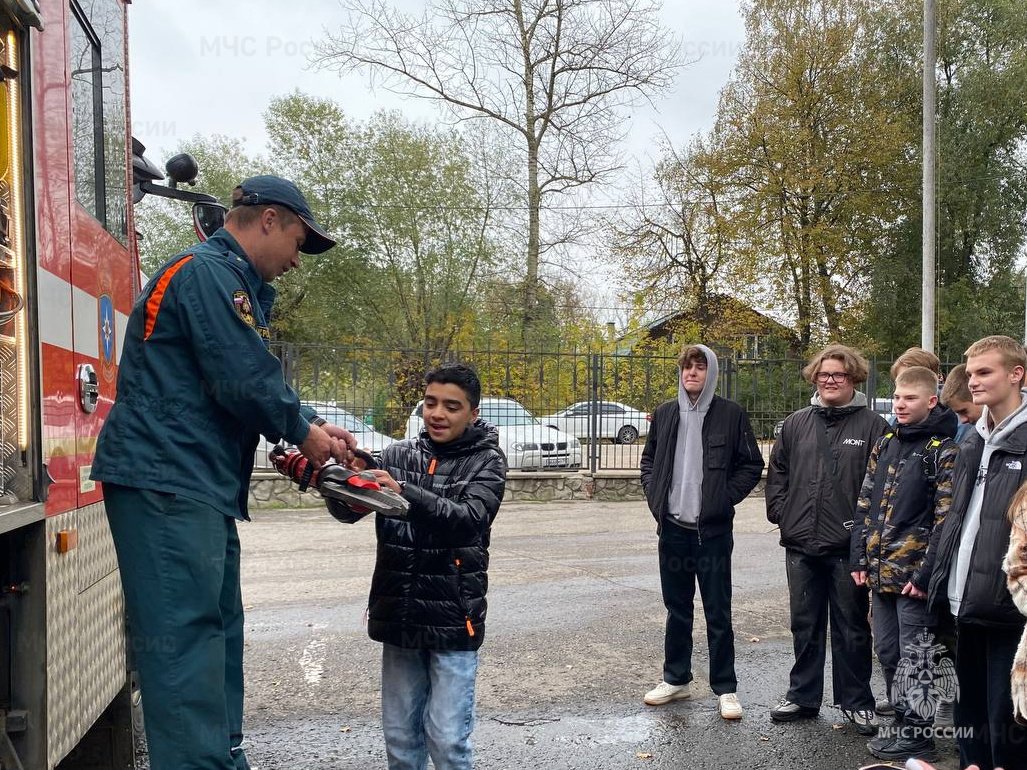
left=850, top=406, right=959, bottom=593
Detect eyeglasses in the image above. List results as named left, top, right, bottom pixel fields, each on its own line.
left=815, top=371, right=851, bottom=384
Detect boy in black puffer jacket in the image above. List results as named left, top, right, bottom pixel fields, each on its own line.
left=850, top=366, right=959, bottom=762
left=368, top=363, right=506, bottom=770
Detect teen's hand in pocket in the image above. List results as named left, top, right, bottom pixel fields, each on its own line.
left=900, top=581, right=927, bottom=600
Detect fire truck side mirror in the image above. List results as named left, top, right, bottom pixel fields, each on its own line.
left=165, top=153, right=199, bottom=188
left=193, top=202, right=226, bottom=242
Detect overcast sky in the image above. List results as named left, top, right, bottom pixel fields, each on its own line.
left=129, top=0, right=744, bottom=173
left=128, top=0, right=746, bottom=318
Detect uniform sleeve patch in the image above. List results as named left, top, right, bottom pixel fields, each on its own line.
left=233, top=290, right=256, bottom=328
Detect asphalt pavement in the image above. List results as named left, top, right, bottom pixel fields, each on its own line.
left=237, top=498, right=959, bottom=770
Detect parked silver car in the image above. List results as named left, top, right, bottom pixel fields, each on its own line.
left=254, top=402, right=394, bottom=468
left=405, top=396, right=582, bottom=471
left=539, top=400, right=651, bottom=444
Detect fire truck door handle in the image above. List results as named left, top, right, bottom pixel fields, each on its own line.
left=77, top=364, right=99, bottom=414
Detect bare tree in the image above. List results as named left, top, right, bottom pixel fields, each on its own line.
left=611, top=138, right=734, bottom=323
left=314, top=0, right=680, bottom=341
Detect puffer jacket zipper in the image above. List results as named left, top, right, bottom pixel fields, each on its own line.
left=454, top=557, right=475, bottom=637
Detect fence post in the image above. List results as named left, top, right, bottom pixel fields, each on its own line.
left=867, top=356, right=878, bottom=410
left=281, top=343, right=295, bottom=391
left=722, top=355, right=734, bottom=401
left=589, top=353, right=600, bottom=474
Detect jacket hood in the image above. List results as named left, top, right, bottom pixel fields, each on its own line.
left=418, top=417, right=499, bottom=457
left=978, top=390, right=1027, bottom=451
left=894, top=404, right=958, bottom=442
left=811, top=389, right=869, bottom=422
left=678, top=343, right=718, bottom=413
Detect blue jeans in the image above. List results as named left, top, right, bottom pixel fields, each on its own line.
left=381, top=644, right=478, bottom=770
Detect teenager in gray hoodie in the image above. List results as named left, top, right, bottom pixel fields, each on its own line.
left=639, top=344, right=764, bottom=720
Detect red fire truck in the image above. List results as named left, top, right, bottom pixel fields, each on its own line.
left=0, top=2, right=223, bottom=768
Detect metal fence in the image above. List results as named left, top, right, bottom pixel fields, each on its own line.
left=269, top=344, right=947, bottom=472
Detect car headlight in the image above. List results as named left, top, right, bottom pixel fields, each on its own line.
left=511, top=442, right=539, bottom=452
left=569, top=437, right=580, bottom=449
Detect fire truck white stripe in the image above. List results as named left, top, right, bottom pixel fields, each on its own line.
left=72, top=285, right=99, bottom=359
left=115, top=308, right=128, bottom=363
left=37, top=267, right=73, bottom=351
left=38, top=269, right=131, bottom=361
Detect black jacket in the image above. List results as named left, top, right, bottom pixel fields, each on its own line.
left=926, top=420, right=1027, bottom=628
left=767, top=401, right=888, bottom=557
left=368, top=419, right=506, bottom=651
left=640, top=395, right=764, bottom=540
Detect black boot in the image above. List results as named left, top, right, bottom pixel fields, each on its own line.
left=866, top=715, right=902, bottom=755
left=867, top=720, right=936, bottom=763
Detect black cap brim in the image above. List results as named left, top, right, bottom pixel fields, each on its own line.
left=298, top=214, right=337, bottom=255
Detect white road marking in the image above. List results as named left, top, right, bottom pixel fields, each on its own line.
left=299, top=638, right=326, bottom=686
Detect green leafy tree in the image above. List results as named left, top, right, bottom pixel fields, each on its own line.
left=863, top=0, right=1027, bottom=357
left=712, top=0, right=912, bottom=349
left=261, top=93, right=369, bottom=342
left=347, top=112, right=504, bottom=354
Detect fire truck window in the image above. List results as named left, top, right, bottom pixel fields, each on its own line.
left=69, top=6, right=102, bottom=223
left=69, top=0, right=127, bottom=244
left=97, top=0, right=126, bottom=243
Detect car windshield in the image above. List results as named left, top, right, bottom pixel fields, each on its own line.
left=480, top=401, right=539, bottom=426
left=314, top=409, right=371, bottom=433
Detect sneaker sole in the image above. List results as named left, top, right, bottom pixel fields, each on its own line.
left=875, top=704, right=895, bottom=717
left=769, top=708, right=819, bottom=723
left=868, top=746, right=937, bottom=763
left=643, top=691, right=691, bottom=706
left=720, top=710, right=744, bottom=720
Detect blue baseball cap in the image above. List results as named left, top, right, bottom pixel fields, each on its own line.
left=235, top=175, right=337, bottom=254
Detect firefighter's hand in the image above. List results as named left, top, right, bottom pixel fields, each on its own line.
left=369, top=469, right=401, bottom=494
left=901, top=581, right=927, bottom=600
left=298, top=423, right=334, bottom=468
left=851, top=570, right=867, bottom=586
left=319, top=423, right=357, bottom=465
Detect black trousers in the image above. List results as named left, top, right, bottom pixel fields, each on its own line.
left=658, top=522, right=736, bottom=694
left=955, top=622, right=1027, bottom=770
left=871, top=591, right=937, bottom=727
left=784, top=549, right=874, bottom=711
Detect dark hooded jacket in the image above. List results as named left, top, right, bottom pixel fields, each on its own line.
left=767, top=393, right=889, bottom=556
left=927, top=399, right=1027, bottom=629
left=849, top=405, right=959, bottom=593
left=640, top=348, right=764, bottom=541
left=368, top=419, right=506, bottom=651
left=92, top=229, right=318, bottom=520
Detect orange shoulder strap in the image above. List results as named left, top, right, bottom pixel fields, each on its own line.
left=144, top=255, right=193, bottom=340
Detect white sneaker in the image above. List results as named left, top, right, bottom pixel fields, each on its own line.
left=643, top=681, right=692, bottom=706
left=719, top=692, right=744, bottom=720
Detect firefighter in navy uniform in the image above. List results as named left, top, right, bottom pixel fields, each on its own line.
left=92, top=176, right=356, bottom=770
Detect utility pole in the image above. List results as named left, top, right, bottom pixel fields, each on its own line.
left=922, top=0, right=937, bottom=353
